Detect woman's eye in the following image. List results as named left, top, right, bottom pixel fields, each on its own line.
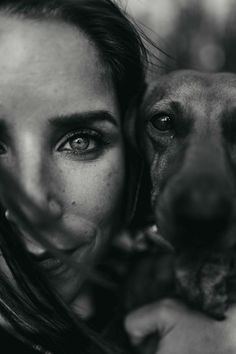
left=150, top=113, right=173, bottom=132
left=57, top=130, right=102, bottom=155
left=64, top=136, right=91, bottom=151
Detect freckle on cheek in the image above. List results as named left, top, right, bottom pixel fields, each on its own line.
left=107, top=171, right=114, bottom=180
left=72, top=201, right=76, bottom=206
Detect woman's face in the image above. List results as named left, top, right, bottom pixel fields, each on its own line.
left=0, top=15, right=126, bottom=303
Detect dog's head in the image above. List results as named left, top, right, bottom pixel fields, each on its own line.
left=127, top=70, right=236, bottom=317
left=129, top=70, right=236, bottom=254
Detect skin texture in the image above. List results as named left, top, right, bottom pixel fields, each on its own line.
left=125, top=299, right=236, bottom=354
left=0, top=14, right=126, bottom=305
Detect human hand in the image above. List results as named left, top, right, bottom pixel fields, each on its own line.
left=125, top=299, right=236, bottom=354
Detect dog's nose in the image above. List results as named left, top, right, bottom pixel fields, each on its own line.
left=172, top=183, right=233, bottom=248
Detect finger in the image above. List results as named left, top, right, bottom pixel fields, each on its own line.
left=125, top=299, right=182, bottom=346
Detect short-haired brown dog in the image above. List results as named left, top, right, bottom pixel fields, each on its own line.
left=126, top=70, right=236, bottom=320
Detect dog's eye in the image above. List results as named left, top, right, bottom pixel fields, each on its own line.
left=150, top=114, right=173, bottom=132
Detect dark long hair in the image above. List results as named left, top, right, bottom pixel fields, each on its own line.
left=0, top=0, right=147, bottom=353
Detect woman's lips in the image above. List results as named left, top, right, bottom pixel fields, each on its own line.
left=13, top=224, right=96, bottom=276
left=38, top=256, right=68, bottom=275
left=28, top=250, right=71, bottom=276
left=28, top=242, right=92, bottom=277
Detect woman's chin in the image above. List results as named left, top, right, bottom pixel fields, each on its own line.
left=46, top=245, right=97, bottom=303
left=49, top=266, right=86, bottom=304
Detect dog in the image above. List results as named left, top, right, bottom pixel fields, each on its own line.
left=125, top=70, right=236, bottom=320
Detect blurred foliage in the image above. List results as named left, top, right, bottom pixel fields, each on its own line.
left=122, top=0, right=236, bottom=75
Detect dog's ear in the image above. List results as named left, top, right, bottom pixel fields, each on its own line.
left=124, top=83, right=148, bottom=226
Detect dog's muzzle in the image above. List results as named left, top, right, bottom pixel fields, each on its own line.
left=164, top=175, right=234, bottom=250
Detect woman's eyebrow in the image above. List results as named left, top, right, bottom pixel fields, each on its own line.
left=49, top=110, right=119, bottom=129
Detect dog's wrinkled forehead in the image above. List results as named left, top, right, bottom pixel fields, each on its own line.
left=141, top=70, right=236, bottom=117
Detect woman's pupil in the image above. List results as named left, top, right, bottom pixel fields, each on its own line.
left=71, top=136, right=89, bottom=150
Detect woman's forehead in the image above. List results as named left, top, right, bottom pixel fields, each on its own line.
left=0, top=12, right=120, bottom=121
left=0, top=13, right=106, bottom=79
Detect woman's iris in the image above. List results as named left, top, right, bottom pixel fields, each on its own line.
left=69, top=136, right=90, bottom=151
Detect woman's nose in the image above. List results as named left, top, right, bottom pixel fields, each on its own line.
left=11, top=135, right=62, bottom=217
left=18, top=159, right=52, bottom=210
left=17, top=165, right=63, bottom=218
left=4, top=159, right=62, bottom=235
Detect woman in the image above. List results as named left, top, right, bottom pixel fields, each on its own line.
left=0, top=0, right=146, bottom=353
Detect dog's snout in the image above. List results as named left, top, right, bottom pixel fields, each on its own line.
left=172, top=182, right=233, bottom=248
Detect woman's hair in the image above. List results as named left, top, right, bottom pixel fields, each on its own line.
left=0, top=1, right=147, bottom=353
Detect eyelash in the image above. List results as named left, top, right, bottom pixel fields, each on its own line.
left=56, top=129, right=109, bottom=156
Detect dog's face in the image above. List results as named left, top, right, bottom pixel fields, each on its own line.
left=138, top=70, right=236, bottom=253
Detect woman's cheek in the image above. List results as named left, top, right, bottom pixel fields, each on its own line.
left=55, top=149, right=126, bottom=232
